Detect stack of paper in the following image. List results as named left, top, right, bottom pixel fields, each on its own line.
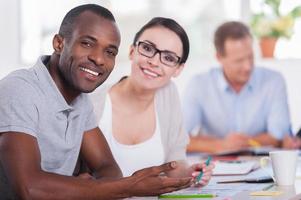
left=213, top=161, right=259, bottom=175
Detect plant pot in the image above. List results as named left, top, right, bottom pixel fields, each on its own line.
left=259, top=37, right=278, bottom=58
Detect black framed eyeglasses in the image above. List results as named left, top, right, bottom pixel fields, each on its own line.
left=135, top=41, right=181, bottom=67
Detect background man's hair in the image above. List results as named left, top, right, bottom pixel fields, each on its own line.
left=214, top=21, right=251, bottom=55
left=59, top=4, right=115, bottom=40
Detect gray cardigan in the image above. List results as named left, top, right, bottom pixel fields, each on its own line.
left=90, top=81, right=189, bottom=162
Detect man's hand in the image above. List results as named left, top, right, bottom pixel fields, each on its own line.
left=128, top=161, right=192, bottom=196
left=222, top=132, right=250, bottom=151
left=282, top=135, right=301, bottom=149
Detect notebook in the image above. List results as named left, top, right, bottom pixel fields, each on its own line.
left=213, top=160, right=259, bottom=175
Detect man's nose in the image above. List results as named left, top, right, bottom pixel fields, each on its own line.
left=88, top=49, right=105, bottom=66
left=242, top=59, right=253, bottom=71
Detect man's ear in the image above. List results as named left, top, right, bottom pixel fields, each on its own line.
left=172, top=63, right=185, bottom=78
left=53, top=34, right=64, bottom=55
left=128, top=45, right=135, bottom=60
left=216, top=51, right=225, bottom=63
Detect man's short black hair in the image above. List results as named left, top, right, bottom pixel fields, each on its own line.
left=59, top=4, right=115, bottom=40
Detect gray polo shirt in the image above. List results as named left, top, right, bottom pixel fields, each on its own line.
left=0, top=56, right=97, bottom=175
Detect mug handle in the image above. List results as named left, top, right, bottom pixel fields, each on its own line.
left=260, top=157, right=275, bottom=182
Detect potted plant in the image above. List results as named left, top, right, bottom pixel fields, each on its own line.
left=250, top=0, right=301, bottom=58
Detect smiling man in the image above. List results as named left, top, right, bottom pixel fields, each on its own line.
left=0, top=4, right=192, bottom=200
left=182, top=21, right=291, bottom=154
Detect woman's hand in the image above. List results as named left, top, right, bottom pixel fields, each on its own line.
left=189, top=161, right=215, bottom=187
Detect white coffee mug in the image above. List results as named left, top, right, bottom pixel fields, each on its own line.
left=260, top=150, right=298, bottom=186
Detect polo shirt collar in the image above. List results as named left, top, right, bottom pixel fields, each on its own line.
left=33, top=56, right=72, bottom=112
left=217, top=68, right=254, bottom=93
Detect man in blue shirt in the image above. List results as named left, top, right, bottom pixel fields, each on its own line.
left=182, top=21, right=291, bottom=153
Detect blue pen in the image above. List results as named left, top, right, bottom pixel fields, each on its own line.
left=196, top=156, right=212, bottom=183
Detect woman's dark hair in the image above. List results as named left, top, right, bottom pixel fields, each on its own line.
left=59, top=4, right=115, bottom=40
left=214, top=21, right=252, bottom=56
left=133, top=17, right=190, bottom=64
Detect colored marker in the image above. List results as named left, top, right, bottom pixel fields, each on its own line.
left=196, top=156, right=212, bottom=183
left=159, top=193, right=216, bottom=198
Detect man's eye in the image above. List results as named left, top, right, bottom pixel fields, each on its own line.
left=81, top=41, right=92, bottom=47
left=106, top=49, right=117, bottom=57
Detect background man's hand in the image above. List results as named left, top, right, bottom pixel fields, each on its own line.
left=282, top=135, right=301, bottom=149
left=222, top=132, right=250, bottom=151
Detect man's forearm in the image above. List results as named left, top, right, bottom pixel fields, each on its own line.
left=187, top=135, right=223, bottom=153
left=18, top=171, right=132, bottom=200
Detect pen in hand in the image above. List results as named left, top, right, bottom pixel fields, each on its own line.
left=196, top=156, right=212, bottom=184
left=248, top=139, right=261, bottom=147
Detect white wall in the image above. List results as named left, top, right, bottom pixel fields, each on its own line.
left=0, top=0, right=20, bottom=78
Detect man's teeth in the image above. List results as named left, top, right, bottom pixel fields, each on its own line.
left=143, top=69, right=159, bottom=77
left=80, top=67, right=99, bottom=76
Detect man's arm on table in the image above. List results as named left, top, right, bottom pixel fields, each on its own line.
left=251, top=132, right=281, bottom=147
left=0, top=131, right=192, bottom=200
left=187, top=133, right=250, bottom=153
left=282, top=135, right=301, bottom=149
left=187, top=132, right=280, bottom=153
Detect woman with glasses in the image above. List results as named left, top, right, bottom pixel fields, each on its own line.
left=91, top=17, right=213, bottom=186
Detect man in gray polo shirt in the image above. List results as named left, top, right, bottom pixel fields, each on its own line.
left=0, top=4, right=192, bottom=199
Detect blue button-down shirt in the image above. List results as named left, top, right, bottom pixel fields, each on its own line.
left=182, top=67, right=291, bottom=139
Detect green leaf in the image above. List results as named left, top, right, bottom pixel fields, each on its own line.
left=265, top=0, right=281, bottom=16
left=250, top=0, right=299, bottom=39
left=290, top=6, right=301, bottom=18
